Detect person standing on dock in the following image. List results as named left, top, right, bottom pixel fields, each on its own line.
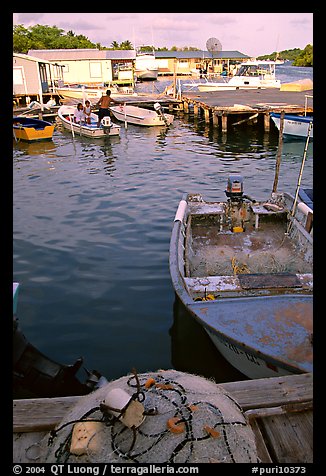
left=96, top=90, right=120, bottom=127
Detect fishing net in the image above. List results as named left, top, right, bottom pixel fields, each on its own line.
left=38, top=369, right=259, bottom=463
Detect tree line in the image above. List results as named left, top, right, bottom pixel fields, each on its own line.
left=13, top=24, right=313, bottom=66
left=257, top=45, right=313, bottom=67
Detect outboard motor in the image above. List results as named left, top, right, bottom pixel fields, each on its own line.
left=101, top=116, right=112, bottom=134
left=225, top=175, right=244, bottom=202
left=154, top=102, right=169, bottom=126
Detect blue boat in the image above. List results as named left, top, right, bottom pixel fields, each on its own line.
left=270, top=112, right=313, bottom=139
left=169, top=176, right=313, bottom=379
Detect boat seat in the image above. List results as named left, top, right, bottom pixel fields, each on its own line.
left=250, top=204, right=287, bottom=229
left=189, top=202, right=226, bottom=230
left=184, top=273, right=312, bottom=296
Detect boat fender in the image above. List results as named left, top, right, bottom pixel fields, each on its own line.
left=100, top=388, right=145, bottom=428
left=174, top=200, right=187, bottom=222
left=297, top=202, right=313, bottom=216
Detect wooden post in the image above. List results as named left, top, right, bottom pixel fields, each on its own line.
left=173, top=59, right=177, bottom=99
left=264, top=112, right=270, bottom=132
left=221, top=114, right=228, bottom=133
left=204, top=108, right=210, bottom=124
left=193, top=104, right=199, bottom=117
left=212, top=112, right=219, bottom=128
left=183, top=101, right=189, bottom=114
left=272, top=110, right=285, bottom=193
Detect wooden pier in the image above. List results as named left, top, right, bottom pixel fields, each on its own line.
left=13, top=372, right=312, bottom=463
left=13, top=88, right=313, bottom=136
left=180, top=88, right=313, bottom=132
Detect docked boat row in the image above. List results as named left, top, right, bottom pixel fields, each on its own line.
left=13, top=102, right=175, bottom=141
left=169, top=175, right=313, bottom=379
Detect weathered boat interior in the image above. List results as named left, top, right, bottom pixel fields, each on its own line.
left=183, top=193, right=313, bottom=301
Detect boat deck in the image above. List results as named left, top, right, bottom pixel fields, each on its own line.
left=13, top=373, right=313, bottom=463
left=188, top=216, right=312, bottom=279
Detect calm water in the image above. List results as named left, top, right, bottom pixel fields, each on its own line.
left=13, top=65, right=313, bottom=386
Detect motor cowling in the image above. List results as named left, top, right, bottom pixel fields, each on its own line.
left=101, top=116, right=112, bottom=129
left=225, top=175, right=244, bottom=201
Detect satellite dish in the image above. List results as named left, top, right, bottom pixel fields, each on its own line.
left=206, top=37, right=222, bottom=52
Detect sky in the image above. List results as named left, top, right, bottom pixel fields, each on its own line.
left=13, top=12, right=313, bottom=58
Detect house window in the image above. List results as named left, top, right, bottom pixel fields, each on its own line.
left=13, top=68, right=24, bottom=85
left=178, top=59, right=189, bottom=69
left=89, top=62, right=102, bottom=78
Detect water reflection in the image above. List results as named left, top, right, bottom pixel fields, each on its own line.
left=13, top=138, right=57, bottom=156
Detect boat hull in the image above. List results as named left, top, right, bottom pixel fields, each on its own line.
left=270, top=113, right=313, bottom=139
left=197, top=78, right=281, bottom=92
left=135, top=69, right=158, bottom=81
left=56, top=87, right=105, bottom=100
left=110, top=105, right=174, bottom=126
left=13, top=117, right=55, bottom=142
left=169, top=192, right=313, bottom=379
left=57, top=106, right=120, bottom=138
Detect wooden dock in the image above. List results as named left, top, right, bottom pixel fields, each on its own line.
left=13, top=372, right=312, bottom=463
left=180, top=88, right=313, bottom=132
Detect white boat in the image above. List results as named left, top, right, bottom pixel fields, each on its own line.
left=57, top=105, right=121, bottom=138
left=169, top=175, right=313, bottom=379
left=134, top=49, right=159, bottom=81
left=270, top=113, right=313, bottom=139
left=196, top=61, right=281, bottom=92
left=109, top=103, right=174, bottom=127
left=55, top=84, right=134, bottom=102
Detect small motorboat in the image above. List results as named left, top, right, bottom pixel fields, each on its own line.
left=169, top=175, right=313, bottom=379
left=109, top=103, right=174, bottom=127
left=13, top=116, right=55, bottom=142
left=270, top=112, right=313, bottom=139
left=57, top=105, right=121, bottom=138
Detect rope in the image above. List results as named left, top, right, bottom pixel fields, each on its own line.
left=231, top=256, right=249, bottom=275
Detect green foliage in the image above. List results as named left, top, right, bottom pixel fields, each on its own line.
left=292, top=44, right=313, bottom=67
left=257, top=45, right=313, bottom=66
left=13, top=24, right=313, bottom=67
left=13, top=24, right=96, bottom=53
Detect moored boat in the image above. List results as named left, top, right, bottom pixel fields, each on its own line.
left=169, top=175, right=313, bottom=379
left=55, top=84, right=134, bottom=101
left=195, top=61, right=281, bottom=92
left=13, top=116, right=55, bottom=142
left=109, top=103, right=174, bottom=127
left=134, top=48, right=159, bottom=81
left=57, top=105, right=121, bottom=138
left=270, top=112, right=313, bottom=139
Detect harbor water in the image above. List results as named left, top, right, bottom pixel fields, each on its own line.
left=13, top=65, right=313, bottom=387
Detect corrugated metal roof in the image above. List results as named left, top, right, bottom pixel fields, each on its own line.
left=27, top=49, right=136, bottom=61
left=14, top=52, right=53, bottom=64
left=27, top=48, right=250, bottom=62
left=155, top=50, right=250, bottom=60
